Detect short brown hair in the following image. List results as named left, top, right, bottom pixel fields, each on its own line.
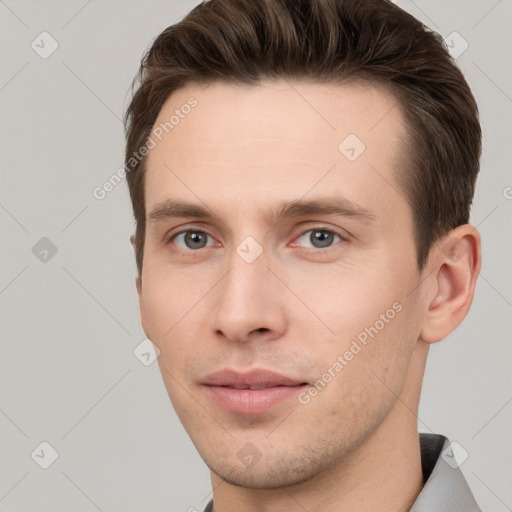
left=124, top=0, right=481, bottom=277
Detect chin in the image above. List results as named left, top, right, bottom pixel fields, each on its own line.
left=209, top=464, right=316, bottom=489
left=202, top=447, right=333, bottom=490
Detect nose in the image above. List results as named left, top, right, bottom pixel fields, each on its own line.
left=210, top=247, right=287, bottom=344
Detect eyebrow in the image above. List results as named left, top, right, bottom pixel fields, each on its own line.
left=146, top=195, right=376, bottom=225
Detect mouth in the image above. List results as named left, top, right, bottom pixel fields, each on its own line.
left=201, top=368, right=309, bottom=414
left=220, top=384, right=299, bottom=390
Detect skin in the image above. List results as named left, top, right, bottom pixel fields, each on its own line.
left=135, top=79, right=481, bottom=512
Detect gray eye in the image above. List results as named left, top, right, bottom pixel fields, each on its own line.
left=175, top=231, right=210, bottom=250
left=297, top=229, right=341, bottom=249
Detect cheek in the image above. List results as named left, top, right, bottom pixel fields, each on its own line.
left=290, top=264, right=406, bottom=339
left=141, top=269, right=216, bottom=379
left=299, top=266, right=419, bottom=389
left=141, top=265, right=203, bottom=339
left=343, top=299, right=419, bottom=400
left=302, top=304, right=418, bottom=434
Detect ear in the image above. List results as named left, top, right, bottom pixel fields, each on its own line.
left=135, top=272, right=152, bottom=340
left=136, top=274, right=142, bottom=299
left=131, top=234, right=150, bottom=339
left=420, top=225, right=482, bottom=344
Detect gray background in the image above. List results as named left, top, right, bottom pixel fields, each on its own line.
left=0, top=0, right=511, bottom=510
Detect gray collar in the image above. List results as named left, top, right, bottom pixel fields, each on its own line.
left=410, top=433, right=481, bottom=511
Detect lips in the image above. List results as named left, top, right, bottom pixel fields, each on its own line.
left=202, top=368, right=306, bottom=388
left=201, top=368, right=308, bottom=414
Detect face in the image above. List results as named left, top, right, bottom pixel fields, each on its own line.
left=138, top=80, right=427, bottom=488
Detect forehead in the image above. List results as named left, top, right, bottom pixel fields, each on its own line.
left=144, top=79, right=409, bottom=226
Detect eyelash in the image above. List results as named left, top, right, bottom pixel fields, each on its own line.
left=166, top=226, right=347, bottom=252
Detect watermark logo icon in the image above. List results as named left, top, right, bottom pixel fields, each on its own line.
left=338, top=134, right=366, bottom=162
left=31, top=441, right=59, bottom=469
left=236, top=442, right=262, bottom=468
left=443, top=31, right=469, bottom=59
left=133, top=338, right=160, bottom=366
left=236, top=236, right=263, bottom=263
left=441, top=441, right=469, bottom=469
left=32, top=237, right=58, bottom=263
left=31, top=31, right=59, bottom=59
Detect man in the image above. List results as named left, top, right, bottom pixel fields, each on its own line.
left=123, top=0, right=482, bottom=510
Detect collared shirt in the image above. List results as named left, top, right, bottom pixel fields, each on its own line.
left=202, top=433, right=482, bottom=512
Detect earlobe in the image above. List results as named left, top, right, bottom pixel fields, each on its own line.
left=136, top=274, right=142, bottom=298
left=131, top=234, right=149, bottom=338
left=131, top=234, right=141, bottom=297
left=420, top=225, right=481, bottom=344
left=136, top=275, right=152, bottom=341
